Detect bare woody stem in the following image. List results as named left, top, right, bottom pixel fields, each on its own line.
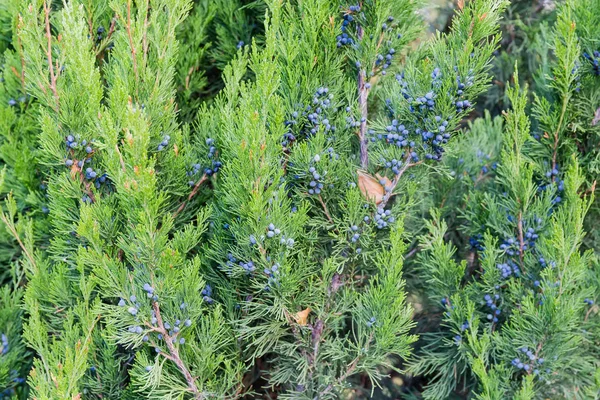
left=318, top=194, right=334, bottom=224
left=378, top=154, right=423, bottom=210
left=551, top=95, right=568, bottom=183
left=43, top=0, right=59, bottom=111
left=357, top=24, right=369, bottom=170
left=358, top=69, right=370, bottom=169
left=0, top=213, right=37, bottom=272
left=125, top=0, right=139, bottom=83
left=173, top=174, right=208, bottom=218
left=318, top=357, right=359, bottom=397
left=152, top=302, right=205, bottom=400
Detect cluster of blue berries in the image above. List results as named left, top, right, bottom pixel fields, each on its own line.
left=152, top=316, right=190, bottom=347
left=469, top=233, right=484, bottom=251
left=482, top=294, right=502, bottom=323
left=283, top=88, right=337, bottom=145
left=498, top=226, right=541, bottom=260
left=308, top=88, right=335, bottom=135
left=82, top=194, right=94, bottom=204
left=96, top=26, right=105, bottom=42
left=65, top=134, right=93, bottom=158
left=223, top=252, right=241, bottom=274
left=283, top=111, right=299, bottom=146
left=0, top=388, right=16, bottom=399
left=84, top=167, right=99, bottom=180
left=583, top=50, right=600, bottom=75
left=524, top=226, right=540, bottom=246
left=474, top=149, right=497, bottom=175
left=7, top=95, right=27, bottom=107
left=454, top=69, right=475, bottom=112
left=375, top=45, right=397, bottom=76
left=251, top=229, right=296, bottom=248
left=307, top=164, right=325, bottom=195
left=349, top=224, right=363, bottom=254
left=292, top=154, right=328, bottom=196
left=454, top=320, right=471, bottom=344
left=337, top=5, right=360, bottom=48
left=266, top=223, right=281, bottom=238
left=263, top=263, right=282, bottom=291
left=496, top=260, right=520, bottom=279
left=584, top=298, right=594, bottom=306
left=538, top=256, right=553, bottom=269
left=413, top=91, right=437, bottom=112
left=366, top=316, right=376, bottom=328
left=263, top=223, right=295, bottom=246
left=511, top=346, right=544, bottom=374
left=373, top=207, right=395, bottom=229
left=187, top=138, right=221, bottom=184
left=378, top=73, right=453, bottom=161
left=264, top=263, right=280, bottom=277
left=538, top=166, right=564, bottom=205
left=380, top=156, right=405, bottom=175
left=239, top=260, right=256, bottom=275
left=0, top=370, right=25, bottom=398
left=345, top=106, right=363, bottom=130
left=143, top=283, right=156, bottom=299
left=188, top=163, right=203, bottom=185
left=349, top=225, right=361, bottom=243
left=202, top=284, right=214, bottom=304
left=157, top=134, right=171, bottom=151
left=499, top=237, right=521, bottom=256
left=64, top=135, right=109, bottom=192
left=118, top=292, right=151, bottom=342
left=236, top=41, right=244, bottom=50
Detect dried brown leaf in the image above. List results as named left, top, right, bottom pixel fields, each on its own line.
left=294, top=307, right=311, bottom=326
left=357, top=170, right=389, bottom=204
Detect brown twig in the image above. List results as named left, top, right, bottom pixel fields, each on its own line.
left=43, top=1, right=59, bottom=111
left=15, top=34, right=26, bottom=91
left=115, top=144, right=127, bottom=172
left=584, top=305, right=596, bottom=322
left=318, top=194, right=334, bottom=224
left=405, top=245, right=420, bottom=259
left=125, top=0, right=139, bottom=83
left=142, top=0, right=150, bottom=66
left=551, top=96, right=569, bottom=182
left=378, top=155, right=423, bottom=210
left=358, top=69, right=369, bottom=169
left=107, top=15, right=117, bottom=41
left=0, top=212, right=37, bottom=271
left=152, top=302, right=205, bottom=399
left=318, top=356, right=360, bottom=397
left=173, top=174, right=208, bottom=218
left=307, top=275, right=344, bottom=382
left=355, top=22, right=371, bottom=169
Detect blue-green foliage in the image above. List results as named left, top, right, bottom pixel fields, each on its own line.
left=0, top=0, right=598, bottom=399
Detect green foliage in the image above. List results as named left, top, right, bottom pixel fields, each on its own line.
left=0, top=0, right=598, bottom=399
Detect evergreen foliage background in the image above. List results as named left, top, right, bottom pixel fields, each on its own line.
left=0, top=0, right=598, bottom=399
